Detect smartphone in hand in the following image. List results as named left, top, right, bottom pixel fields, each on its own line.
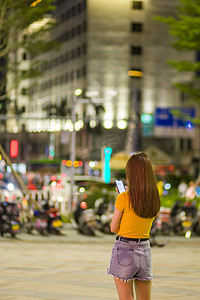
left=115, top=179, right=126, bottom=194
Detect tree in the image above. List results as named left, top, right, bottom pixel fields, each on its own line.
left=0, top=0, right=58, bottom=95
left=155, top=0, right=200, bottom=104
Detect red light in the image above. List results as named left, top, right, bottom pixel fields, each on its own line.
left=78, top=161, right=83, bottom=167
left=0, top=173, right=3, bottom=179
left=10, top=140, right=18, bottom=158
left=168, top=165, right=175, bottom=171
left=80, top=201, right=87, bottom=209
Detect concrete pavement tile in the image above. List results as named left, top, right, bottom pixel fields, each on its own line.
left=0, top=226, right=200, bottom=299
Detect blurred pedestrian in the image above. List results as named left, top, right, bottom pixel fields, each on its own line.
left=157, top=180, right=164, bottom=197
left=106, top=152, right=160, bottom=300
left=178, top=180, right=188, bottom=198
left=185, top=181, right=196, bottom=200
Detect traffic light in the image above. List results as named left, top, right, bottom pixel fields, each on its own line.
left=10, top=140, right=19, bottom=158
left=103, top=147, right=112, bottom=184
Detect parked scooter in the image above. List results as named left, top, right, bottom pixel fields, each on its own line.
left=24, top=200, right=63, bottom=235
left=193, top=210, right=200, bottom=235
left=170, top=200, right=198, bottom=238
left=71, top=201, right=96, bottom=236
left=0, top=202, right=20, bottom=237
left=45, top=207, right=63, bottom=234
left=150, top=207, right=171, bottom=247
left=94, top=198, right=113, bottom=234
left=35, top=210, right=48, bottom=235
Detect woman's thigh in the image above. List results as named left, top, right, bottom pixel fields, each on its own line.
left=134, top=279, right=151, bottom=300
left=114, top=277, right=134, bottom=300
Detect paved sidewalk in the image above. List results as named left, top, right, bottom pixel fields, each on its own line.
left=0, top=225, right=200, bottom=299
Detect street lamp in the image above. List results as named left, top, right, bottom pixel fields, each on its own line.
left=67, top=89, right=105, bottom=214
left=68, top=89, right=82, bottom=214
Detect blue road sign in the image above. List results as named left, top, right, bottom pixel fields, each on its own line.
left=155, top=107, right=195, bottom=128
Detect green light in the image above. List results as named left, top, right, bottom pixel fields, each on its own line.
left=75, top=89, right=82, bottom=96
left=104, top=147, right=112, bottom=184
left=141, top=114, right=153, bottom=124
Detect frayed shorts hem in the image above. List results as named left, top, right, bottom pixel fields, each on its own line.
left=106, top=270, right=152, bottom=283
left=106, top=270, right=133, bottom=283
left=105, top=270, right=153, bottom=283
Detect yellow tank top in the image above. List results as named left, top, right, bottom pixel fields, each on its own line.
left=115, top=191, right=154, bottom=238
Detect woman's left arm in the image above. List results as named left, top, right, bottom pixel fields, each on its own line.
left=110, top=208, right=122, bottom=233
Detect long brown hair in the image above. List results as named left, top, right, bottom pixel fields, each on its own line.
left=126, top=152, right=160, bottom=218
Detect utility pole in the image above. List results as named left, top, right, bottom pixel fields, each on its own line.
left=125, top=87, right=141, bottom=153
left=133, top=87, right=141, bottom=152
left=68, top=92, right=77, bottom=214
left=67, top=90, right=104, bottom=214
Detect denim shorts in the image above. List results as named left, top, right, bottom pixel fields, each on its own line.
left=106, top=238, right=153, bottom=282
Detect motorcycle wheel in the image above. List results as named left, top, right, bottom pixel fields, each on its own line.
left=10, top=232, right=16, bottom=238
left=79, top=225, right=95, bottom=236
left=173, top=223, right=183, bottom=235
left=161, top=222, right=171, bottom=236
left=100, top=223, right=112, bottom=234
left=27, top=224, right=34, bottom=234
left=193, top=222, right=200, bottom=235
left=150, top=223, right=170, bottom=247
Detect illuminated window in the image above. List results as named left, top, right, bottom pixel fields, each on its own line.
left=132, top=1, right=143, bottom=10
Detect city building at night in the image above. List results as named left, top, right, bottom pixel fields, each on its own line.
left=2, top=0, right=199, bottom=175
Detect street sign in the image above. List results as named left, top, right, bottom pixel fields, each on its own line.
left=154, top=107, right=195, bottom=137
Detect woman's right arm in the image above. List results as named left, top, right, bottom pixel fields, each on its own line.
left=110, top=207, right=122, bottom=233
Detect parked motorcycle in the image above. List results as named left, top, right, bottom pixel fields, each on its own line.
left=35, top=210, right=48, bottom=235
left=24, top=201, right=62, bottom=235
left=193, top=210, right=200, bottom=235
left=0, top=202, right=20, bottom=237
left=71, top=201, right=96, bottom=236
left=45, top=207, right=63, bottom=234
left=94, top=198, right=113, bottom=234
left=170, top=200, right=198, bottom=238
left=150, top=207, right=171, bottom=247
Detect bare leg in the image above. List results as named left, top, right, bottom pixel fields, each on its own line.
left=114, top=277, right=134, bottom=300
left=134, top=279, right=151, bottom=300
